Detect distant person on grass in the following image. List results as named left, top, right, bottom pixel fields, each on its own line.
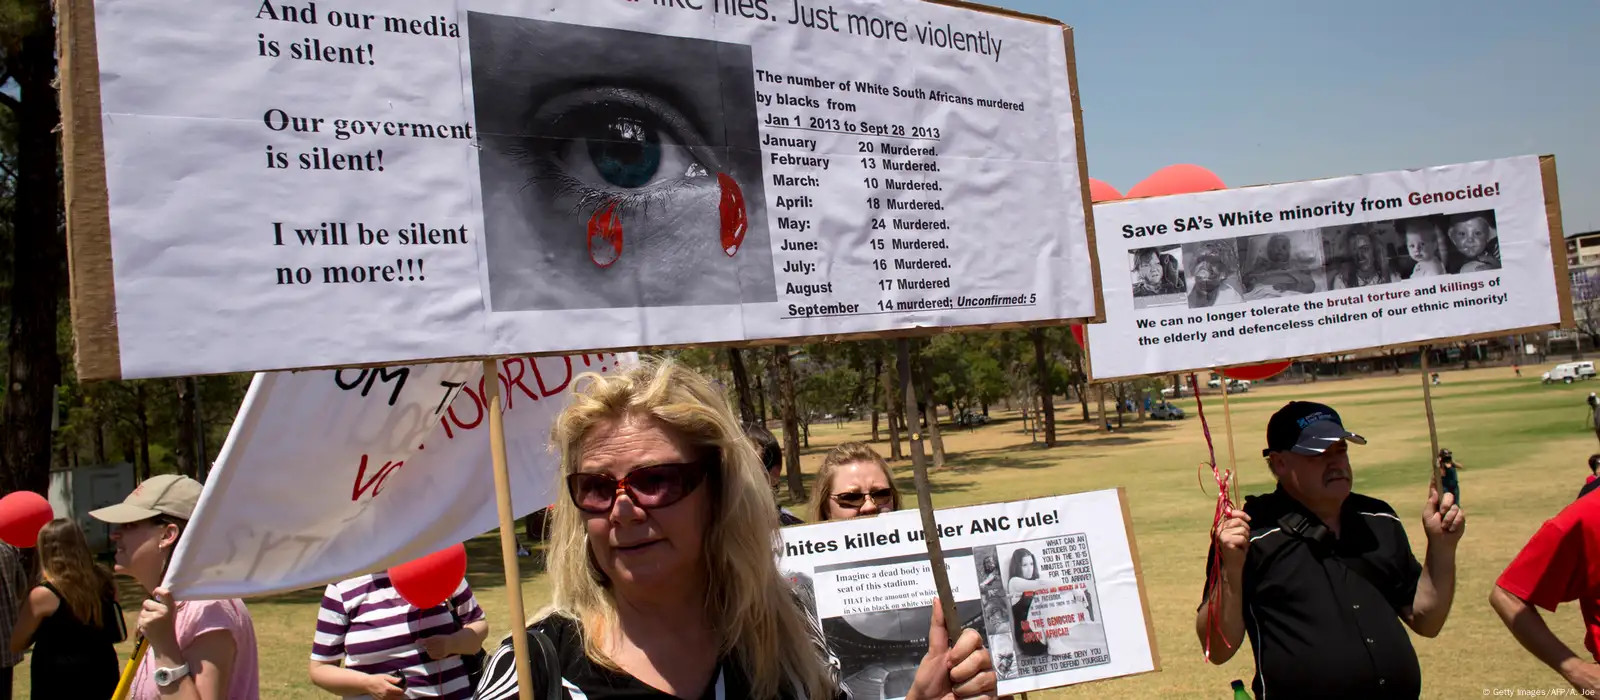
left=91, top=474, right=261, bottom=699
left=1490, top=492, right=1600, bottom=693
left=747, top=422, right=804, bottom=526
left=1198, top=401, right=1465, bottom=699
left=810, top=442, right=901, bottom=522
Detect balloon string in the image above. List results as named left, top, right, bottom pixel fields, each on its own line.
left=1191, top=373, right=1237, bottom=662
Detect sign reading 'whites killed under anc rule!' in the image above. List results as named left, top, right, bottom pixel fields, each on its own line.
left=779, top=491, right=1158, bottom=698
left=1085, top=155, right=1568, bottom=381
left=64, top=0, right=1102, bottom=381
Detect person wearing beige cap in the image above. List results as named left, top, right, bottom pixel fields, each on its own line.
left=91, top=474, right=261, bottom=699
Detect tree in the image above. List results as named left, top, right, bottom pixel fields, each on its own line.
left=0, top=0, right=63, bottom=496
left=773, top=347, right=803, bottom=499
left=1031, top=329, right=1057, bottom=447
left=726, top=348, right=758, bottom=424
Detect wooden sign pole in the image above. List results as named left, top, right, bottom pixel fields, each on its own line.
left=1218, top=372, right=1239, bottom=479
left=482, top=359, right=536, bottom=700
left=896, top=339, right=960, bottom=639
left=1419, top=347, right=1442, bottom=487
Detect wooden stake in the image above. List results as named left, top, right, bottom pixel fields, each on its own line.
left=897, top=339, right=960, bottom=639
left=483, top=359, right=536, bottom=700
left=1218, top=373, right=1240, bottom=502
left=1096, top=384, right=1107, bottom=432
left=1419, top=347, right=1441, bottom=486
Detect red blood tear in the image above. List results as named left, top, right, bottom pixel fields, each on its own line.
left=587, top=202, right=623, bottom=268
left=718, top=173, right=747, bottom=257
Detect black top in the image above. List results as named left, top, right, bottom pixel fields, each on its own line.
left=1578, top=477, right=1600, bottom=501
left=1200, top=487, right=1424, bottom=700
left=28, top=581, right=122, bottom=699
left=475, top=615, right=847, bottom=700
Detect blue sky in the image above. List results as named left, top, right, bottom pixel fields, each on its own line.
left=989, top=0, right=1600, bottom=233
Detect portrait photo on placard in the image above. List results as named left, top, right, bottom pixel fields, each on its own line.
left=1321, top=221, right=1405, bottom=290
left=1237, top=230, right=1326, bottom=300
left=467, top=13, right=776, bottom=312
left=1180, top=239, right=1245, bottom=309
left=1129, top=245, right=1187, bottom=309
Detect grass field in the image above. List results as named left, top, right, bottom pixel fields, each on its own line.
left=20, top=362, right=1598, bottom=698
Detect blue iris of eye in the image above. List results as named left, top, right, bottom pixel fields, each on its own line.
left=588, top=117, right=661, bottom=189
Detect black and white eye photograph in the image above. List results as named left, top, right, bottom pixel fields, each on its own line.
left=1180, top=240, right=1245, bottom=309
left=1129, top=245, right=1187, bottom=309
left=1237, top=230, right=1326, bottom=300
left=468, top=13, right=776, bottom=312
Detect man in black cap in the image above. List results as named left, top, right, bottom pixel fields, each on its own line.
left=1195, top=401, right=1466, bottom=699
left=747, top=423, right=804, bottom=526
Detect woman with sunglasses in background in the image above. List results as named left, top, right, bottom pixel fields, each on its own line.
left=475, top=359, right=995, bottom=700
left=810, top=443, right=901, bottom=522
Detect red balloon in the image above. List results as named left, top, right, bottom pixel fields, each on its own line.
left=1221, top=361, right=1293, bottom=382
left=1088, top=178, right=1122, bottom=203
left=0, top=491, right=53, bottom=548
left=1125, top=164, right=1226, bottom=199
left=388, top=543, right=467, bottom=609
left=1070, top=324, right=1086, bottom=348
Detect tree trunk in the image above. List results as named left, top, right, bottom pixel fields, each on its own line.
left=727, top=349, right=759, bottom=425
left=755, top=364, right=768, bottom=421
left=0, top=4, right=66, bottom=498
left=774, top=347, right=804, bottom=499
left=912, top=343, right=945, bottom=467
left=92, top=421, right=107, bottom=465
left=175, top=378, right=199, bottom=479
left=884, top=370, right=904, bottom=460
left=136, top=385, right=151, bottom=481
left=1032, top=330, right=1058, bottom=447
left=869, top=355, right=882, bottom=441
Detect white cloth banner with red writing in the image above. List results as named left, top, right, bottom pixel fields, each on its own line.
left=165, top=353, right=631, bottom=599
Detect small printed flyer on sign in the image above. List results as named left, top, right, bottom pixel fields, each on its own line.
left=779, top=491, right=1157, bottom=698
left=1085, top=156, right=1565, bottom=380
left=75, top=0, right=1096, bottom=379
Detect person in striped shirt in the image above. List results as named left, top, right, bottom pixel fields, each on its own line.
left=309, top=572, right=488, bottom=699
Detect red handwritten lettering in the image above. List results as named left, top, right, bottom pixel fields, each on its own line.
left=533, top=356, right=573, bottom=396
left=501, top=358, right=539, bottom=410
left=351, top=454, right=405, bottom=501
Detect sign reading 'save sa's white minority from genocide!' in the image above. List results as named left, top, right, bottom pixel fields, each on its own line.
left=1085, top=155, right=1567, bottom=381
left=67, top=0, right=1099, bottom=381
left=779, top=491, right=1158, bottom=697
left=165, top=353, right=633, bottom=600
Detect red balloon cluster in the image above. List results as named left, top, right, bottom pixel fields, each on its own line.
left=0, top=491, right=53, bottom=548
left=388, top=543, right=467, bottom=609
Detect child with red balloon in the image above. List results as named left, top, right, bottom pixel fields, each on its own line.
left=90, top=474, right=261, bottom=699
left=309, top=544, right=488, bottom=699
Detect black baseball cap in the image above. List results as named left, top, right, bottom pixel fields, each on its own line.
left=1263, top=401, right=1367, bottom=456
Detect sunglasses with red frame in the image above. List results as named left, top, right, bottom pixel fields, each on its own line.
left=565, top=453, right=716, bottom=514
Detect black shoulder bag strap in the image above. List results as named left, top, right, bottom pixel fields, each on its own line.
left=532, top=628, right=564, bottom=700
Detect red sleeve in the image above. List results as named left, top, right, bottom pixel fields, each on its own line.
left=1497, top=515, right=1588, bottom=612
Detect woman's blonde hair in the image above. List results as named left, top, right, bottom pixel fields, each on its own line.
left=809, top=442, right=900, bottom=522
left=36, top=519, right=113, bottom=628
left=543, top=358, right=835, bottom=700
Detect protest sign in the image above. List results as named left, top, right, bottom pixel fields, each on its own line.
left=64, top=0, right=1099, bottom=381
left=165, top=353, right=630, bottom=599
left=1085, top=155, right=1568, bottom=380
left=780, top=490, right=1158, bottom=697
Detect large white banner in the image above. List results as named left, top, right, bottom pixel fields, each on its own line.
left=1086, top=155, right=1565, bottom=380
left=165, top=353, right=631, bottom=599
left=80, top=0, right=1095, bottom=380
left=780, top=491, right=1157, bottom=698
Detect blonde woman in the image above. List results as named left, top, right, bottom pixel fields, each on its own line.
left=809, top=443, right=902, bottom=522
left=474, top=359, right=995, bottom=700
